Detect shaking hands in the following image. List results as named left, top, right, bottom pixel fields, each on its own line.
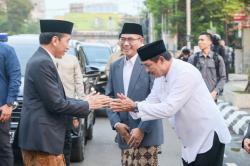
left=84, top=92, right=111, bottom=110
left=109, top=93, right=136, bottom=112
left=84, top=92, right=136, bottom=112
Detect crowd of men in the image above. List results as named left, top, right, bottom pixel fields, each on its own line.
left=0, top=19, right=249, bottom=166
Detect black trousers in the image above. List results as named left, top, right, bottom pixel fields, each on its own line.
left=0, top=120, right=14, bottom=166
left=182, top=132, right=225, bottom=166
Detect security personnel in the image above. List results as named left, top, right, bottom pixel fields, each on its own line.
left=178, top=46, right=191, bottom=62
left=0, top=33, right=21, bottom=166
left=189, top=32, right=226, bottom=102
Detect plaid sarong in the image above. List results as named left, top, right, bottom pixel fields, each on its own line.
left=121, top=146, right=159, bottom=166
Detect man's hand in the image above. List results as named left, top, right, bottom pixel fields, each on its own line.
left=128, top=128, right=144, bottom=148
left=243, top=138, right=250, bottom=153
left=85, top=94, right=111, bottom=110
left=110, top=93, right=135, bottom=112
left=210, top=90, right=218, bottom=100
left=0, top=104, right=13, bottom=122
left=115, top=122, right=131, bottom=143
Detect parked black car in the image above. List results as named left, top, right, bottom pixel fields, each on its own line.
left=79, top=43, right=112, bottom=117
left=80, top=42, right=112, bottom=94
left=8, top=34, right=98, bottom=162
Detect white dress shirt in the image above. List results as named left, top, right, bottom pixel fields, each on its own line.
left=123, top=54, right=137, bottom=96
left=114, top=54, right=137, bottom=129
left=130, top=58, right=231, bottom=163
left=41, top=46, right=58, bottom=68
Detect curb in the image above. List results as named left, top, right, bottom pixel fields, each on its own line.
left=217, top=100, right=250, bottom=135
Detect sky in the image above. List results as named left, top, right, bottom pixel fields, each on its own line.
left=44, top=0, right=145, bottom=18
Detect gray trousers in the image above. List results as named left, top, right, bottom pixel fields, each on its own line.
left=0, top=120, right=14, bottom=166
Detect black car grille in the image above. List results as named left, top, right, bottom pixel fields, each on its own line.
left=9, top=97, right=22, bottom=144
left=11, top=101, right=22, bottom=122
left=10, top=98, right=22, bottom=133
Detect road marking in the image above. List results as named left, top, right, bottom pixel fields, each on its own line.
left=221, top=106, right=238, bottom=118
left=226, top=111, right=247, bottom=127
left=217, top=100, right=250, bottom=135
left=232, top=116, right=250, bottom=134
left=218, top=102, right=230, bottom=110
left=225, top=163, right=238, bottom=166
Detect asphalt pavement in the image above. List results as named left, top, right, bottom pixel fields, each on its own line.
left=72, top=117, right=250, bottom=166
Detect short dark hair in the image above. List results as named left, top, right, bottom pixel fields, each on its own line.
left=39, top=32, right=64, bottom=45
left=150, top=51, right=172, bottom=62
left=199, top=32, right=212, bottom=41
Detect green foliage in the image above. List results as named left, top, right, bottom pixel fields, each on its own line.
left=146, top=0, right=180, bottom=39
left=0, top=0, right=33, bottom=34
left=145, top=0, right=249, bottom=48
left=22, top=20, right=40, bottom=34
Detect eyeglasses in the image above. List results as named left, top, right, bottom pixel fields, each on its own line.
left=119, top=37, right=141, bottom=44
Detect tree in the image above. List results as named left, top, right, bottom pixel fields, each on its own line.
left=146, top=0, right=250, bottom=92
left=146, top=0, right=180, bottom=39
left=0, top=0, right=33, bottom=34
left=145, top=0, right=248, bottom=48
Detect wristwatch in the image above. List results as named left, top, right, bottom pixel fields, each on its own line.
left=133, top=102, right=139, bottom=113
left=7, top=101, right=17, bottom=108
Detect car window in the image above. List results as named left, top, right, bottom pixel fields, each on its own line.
left=82, top=46, right=111, bottom=64
left=11, top=44, right=38, bottom=76
left=9, top=38, right=77, bottom=76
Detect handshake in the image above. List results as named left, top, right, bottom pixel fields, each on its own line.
left=84, top=93, right=136, bottom=112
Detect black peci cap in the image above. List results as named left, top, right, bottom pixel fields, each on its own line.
left=40, top=20, right=74, bottom=34
left=120, top=23, right=143, bottom=36
left=137, top=40, right=166, bottom=61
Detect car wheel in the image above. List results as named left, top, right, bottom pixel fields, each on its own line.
left=70, top=124, right=86, bottom=162
left=95, top=108, right=107, bottom=117
left=86, top=124, right=93, bottom=140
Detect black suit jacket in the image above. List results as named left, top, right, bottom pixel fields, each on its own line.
left=19, top=47, right=89, bottom=154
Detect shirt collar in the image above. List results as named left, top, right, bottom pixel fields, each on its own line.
left=124, top=54, right=138, bottom=66
left=164, top=58, right=175, bottom=82
left=200, top=50, right=213, bottom=58
left=41, top=46, right=57, bottom=66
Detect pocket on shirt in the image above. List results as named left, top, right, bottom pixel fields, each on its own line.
left=207, top=62, right=216, bottom=77
left=207, top=61, right=216, bottom=68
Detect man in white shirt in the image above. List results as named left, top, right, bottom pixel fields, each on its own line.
left=110, top=40, right=231, bottom=166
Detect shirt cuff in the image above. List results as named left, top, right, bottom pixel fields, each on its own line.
left=129, top=112, right=140, bottom=119
left=114, top=122, right=121, bottom=129
left=129, top=102, right=146, bottom=120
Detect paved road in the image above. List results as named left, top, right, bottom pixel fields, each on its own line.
left=224, top=134, right=250, bottom=166
left=72, top=117, right=250, bottom=166
left=72, top=117, right=182, bottom=166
